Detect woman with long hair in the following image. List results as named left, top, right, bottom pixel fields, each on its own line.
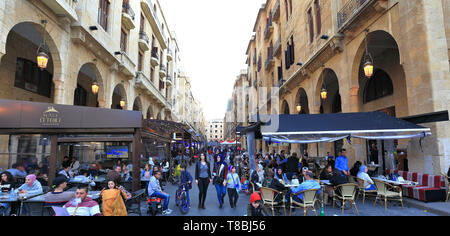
left=212, top=155, right=227, bottom=209
left=100, top=180, right=128, bottom=216
left=195, top=153, right=212, bottom=209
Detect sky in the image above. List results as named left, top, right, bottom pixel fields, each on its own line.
left=159, top=0, right=266, bottom=121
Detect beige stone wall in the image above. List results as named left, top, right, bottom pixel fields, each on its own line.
left=246, top=0, right=450, bottom=174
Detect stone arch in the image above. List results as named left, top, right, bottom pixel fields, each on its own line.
left=281, top=100, right=290, bottom=114
left=133, top=96, right=143, bottom=111
left=315, top=68, right=341, bottom=114
left=111, top=83, right=127, bottom=110
left=74, top=63, right=104, bottom=107
left=146, top=106, right=154, bottom=119
left=0, top=21, right=62, bottom=103
left=294, top=87, right=310, bottom=114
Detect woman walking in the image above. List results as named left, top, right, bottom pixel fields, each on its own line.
left=226, top=165, right=241, bottom=209
left=213, top=155, right=227, bottom=209
left=195, top=153, right=212, bottom=209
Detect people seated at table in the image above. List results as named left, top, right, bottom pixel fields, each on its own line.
left=320, top=164, right=333, bottom=181
left=266, top=170, right=285, bottom=203
left=274, top=167, right=289, bottom=184
left=289, top=171, right=321, bottom=204
left=44, top=176, right=75, bottom=207
left=335, top=149, right=349, bottom=176
left=326, top=152, right=335, bottom=168
left=16, top=174, right=43, bottom=197
left=70, top=157, right=81, bottom=176
left=63, top=185, right=101, bottom=216
left=106, top=165, right=123, bottom=185
left=148, top=170, right=172, bottom=215
left=0, top=171, right=16, bottom=214
left=276, top=150, right=288, bottom=172
left=58, top=162, right=73, bottom=180
left=100, top=180, right=128, bottom=216
left=350, top=161, right=363, bottom=178
left=357, top=165, right=376, bottom=190
left=120, top=163, right=132, bottom=182
left=250, top=164, right=264, bottom=192
left=141, top=164, right=152, bottom=179
left=36, top=173, right=48, bottom=187
left=86, top=163, right=99, bottom=177
left=330, top=169, right=349, bottom=198
left=299, top=167, right=310, bottom=184
left=286, top=152, right=300, bottom=181
left=6, top=163, right=27, bottom=178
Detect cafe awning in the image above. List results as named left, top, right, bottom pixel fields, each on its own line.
left=259, top=112, right=432, bottom=144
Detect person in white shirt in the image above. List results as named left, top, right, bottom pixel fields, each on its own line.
left=357, top=165, right=376, bottom=190
left=70, top=157, right=80, bottom=175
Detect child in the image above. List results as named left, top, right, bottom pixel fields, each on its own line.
left=179, top=164, right=193, bottom=207
left=226, top=165, right=241, bottom=209
left=247, top=192, right=267, bottom=216
left=100, top=180, right=128, bottom=216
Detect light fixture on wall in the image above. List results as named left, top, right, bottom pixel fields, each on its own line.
left=91, top=81, right=99, bottom=95
left=320, top=65, right=328, bottom=100
left=120, top=97, right=126, bottom=108
left=296, top=104, right=302, bottom=113
left=363, top=29, right=374, bottom=78
left=36, top=20, right=49, bottom=70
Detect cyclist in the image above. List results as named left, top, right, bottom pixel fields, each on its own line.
left=179, top=164, right=193, bottom=208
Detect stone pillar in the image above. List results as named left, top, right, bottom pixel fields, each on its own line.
left=53, top=80, right=65, bottom=104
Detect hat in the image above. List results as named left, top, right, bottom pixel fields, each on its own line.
left=52, top=176, right=68, bottom=188
left=250, top=192, right=261, bottom=203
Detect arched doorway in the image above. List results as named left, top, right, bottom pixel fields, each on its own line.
left=111, top=84, right=127, bottom=110
left=0, top=22, right=59, bottom=103
left=146, top=106, right=153, bottom=119
left=74, top=63, right=102, bottom=107
left=295, top=88, right=309, bottom=114
left=133, top=97, right=142, bottom=112
left=355, top=30, right=407, bottom=172
left=281, top=100, right=290, bottom=114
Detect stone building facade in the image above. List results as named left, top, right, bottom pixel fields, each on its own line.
left=237, top=0, right=449, bottom=175
left=0, top=0, right=205, bottom=169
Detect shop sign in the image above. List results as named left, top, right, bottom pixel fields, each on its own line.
left=40, top=106, right=61, bottom=126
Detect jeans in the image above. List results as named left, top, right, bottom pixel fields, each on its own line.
left=150, top=191, right=170, bottom=211
left=227, top=188, right=239, bottom=208
left=215, top=183, right=227, bottom=206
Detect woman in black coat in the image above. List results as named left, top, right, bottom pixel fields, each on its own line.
left=195, top=153, right=212, bottom=209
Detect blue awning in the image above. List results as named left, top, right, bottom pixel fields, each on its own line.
left=259, top=112, right=431, bottom=144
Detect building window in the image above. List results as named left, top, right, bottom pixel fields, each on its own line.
left=308, top=8, right=314, bottom=43
left=98, top=0, right=110, bottom=31
left=14, top=57, right=53, bottom=98
left=120, top=29, right=127, bottom=52
left=314, top=0, right=321, bottom=36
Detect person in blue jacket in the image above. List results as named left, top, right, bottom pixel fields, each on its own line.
left=289, top=171, right=321, bottom=204
left=335, top=149, right=349, bottom=176
left=179, top=164, right=193, bottom=207
left=274, top=167, right=289, bottom=183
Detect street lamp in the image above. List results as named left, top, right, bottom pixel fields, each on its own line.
left=91, top=81, right=99, bottom=95
left=37, top=20, right=49, bottom=70
left=296, top=104, right=302, bottom=113
left=320, top=65, right=328, bottom=100
left=363, top=29, right=374, bottom=78
left=120, top=98, right=126, bottom=108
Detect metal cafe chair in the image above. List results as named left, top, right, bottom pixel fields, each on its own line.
left=126, top=189, right=145, bottom=216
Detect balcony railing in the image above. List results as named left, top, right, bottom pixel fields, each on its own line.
left=139, top=31, right=149, bottom=44
left=265, top=51, right=274, bottom=71
left=252, top=54, right=257, bottom=65
left=122, top=3, right=135, bottom=20
left=151, top=47, right=159, bottom=60
left=337, top=0, right=373, bottom=30
left=264, top=17, right=273, bottom=40
left=272, top=0, right=280, bottom=22
left=273, top=37, right=281, bottom=57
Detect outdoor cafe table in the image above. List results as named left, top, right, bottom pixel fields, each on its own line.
left=372, top=177, right=418, bottom=187
left=24, top=191, right=101, bottom=203
left=0, top=192, right=46, bottom=216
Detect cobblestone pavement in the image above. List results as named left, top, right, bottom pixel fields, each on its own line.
left=132, top=163, right=439, bottom=216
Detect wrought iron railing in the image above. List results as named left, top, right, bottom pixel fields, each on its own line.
left=151, top=47, right=159, bottom=60
left=337, top=0, right=371, bottom=29
left=264, top=16, right=273, bottom=39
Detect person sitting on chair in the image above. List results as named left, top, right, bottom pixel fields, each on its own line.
left=63, top=185, right=101, bottom=216
left=148, top=170, right=172, bottom=215
left=289, top=171, right=320, bottom=204
left=44, top=176, right=75, bottom=207
left=357, top=165, right=375, bottom=190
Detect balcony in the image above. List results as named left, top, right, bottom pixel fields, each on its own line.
left=135, top=72, right=167, bottom=107
left=167, top=49, right=173, bottom=61
left=273, top=37, right=281, bottom=58
left=116, top=51, right=136, bottom=79
left=166, top=75, right=173, bottom=86
left=122, top=3, right=136, bottom=30
left=264, top=19, right=274, bottom=40
left=265, top=47, right=275, bottom=71
left=138, top=31, right=150, bottom=52
left=272, top=0, right=280, bottom=22
left=150, top=47, right=159, bottom=67
left=159, top=65, right=167, bottom=78
left=252, top=54, right=257, bottom=65
left=41, top=0, right=79, bottom=22
left=140, top=0, right=167, bottom=49
left=337, top=0, right=386, bottom=32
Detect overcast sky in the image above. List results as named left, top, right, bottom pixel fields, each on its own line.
left=159, top=0, right=266, bottom=121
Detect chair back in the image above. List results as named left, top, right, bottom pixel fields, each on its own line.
left=374, top=180, right=387, bottom=195
left=260, top=187, right=275, bottom=203
left=355, top=178, right=365, bottom=189
left=298, top=189, right=319, bottom=205
left=338, top=183, right=358, bottom=198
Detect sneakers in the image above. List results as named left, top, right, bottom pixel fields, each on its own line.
left=162, top=209, right=173, bottom=215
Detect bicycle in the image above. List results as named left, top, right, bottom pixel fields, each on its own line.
left=175, top=183, right=190, bottom=215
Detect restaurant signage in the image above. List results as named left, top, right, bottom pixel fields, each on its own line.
left=39, top=106, right=61, bottom=126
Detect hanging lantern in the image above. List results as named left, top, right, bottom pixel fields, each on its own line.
left=320, top=88, right=328, bottom=100
left=37, top=51, right=49, bottom=70
left=120, top=98, right=126, bottom=108
left=364, top=60, right=374, bottom=78
left=296, top=104, right=302, bottom=113
left=91, top=81, right=99, bottom=95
